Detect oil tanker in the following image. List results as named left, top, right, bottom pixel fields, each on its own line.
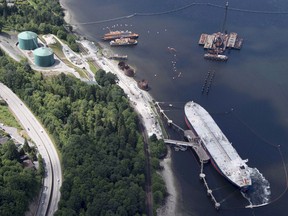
left=185, top=101, right=252, bottom=190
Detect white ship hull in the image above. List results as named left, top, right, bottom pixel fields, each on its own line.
left=184, top=101, right=252, bottom=190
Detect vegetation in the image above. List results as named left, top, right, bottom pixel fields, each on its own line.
left=0, top=51, right=147, bottom=215
left=0, top=137, right=41, bottom=216
left=0, top=0, right=78, bottom=51
left=149, top=135, right=168, bottom=213
left=0, top=104, right=21, bottom=129
left=87, top=60, right=100, bottom=74
left=0, top=0, right=169, bottom=213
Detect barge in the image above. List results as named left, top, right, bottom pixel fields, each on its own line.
left=103, top=30, right=139, bottom=41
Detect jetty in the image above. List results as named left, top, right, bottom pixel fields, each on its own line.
left=156, top=101, right=221, bottom=210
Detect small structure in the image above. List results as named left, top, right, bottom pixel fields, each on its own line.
left=118, top=61, right=135, bottom=77
left=23, top=159, right=35, bottom=169
left=118, top=61, right=126, bottom=70
left=137, top=79, right=148, bottom=90
left=33, top=47, right=55, bottom=67
left=18, top=31, right=38, bottom=50
left=124, top=68, right=135, bottom=77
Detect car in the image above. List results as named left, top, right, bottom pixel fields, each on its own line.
left=40, top=129, right=43, bottom=133
left=57, top=179, right=60, bottom=182
left=27, top=128, right=30, bottom=131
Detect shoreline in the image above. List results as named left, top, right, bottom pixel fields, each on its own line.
left=157, top=148, right=178, bottom=216
left=59, top=1, right=178, bottom=215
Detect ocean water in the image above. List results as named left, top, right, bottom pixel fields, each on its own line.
left=61, top=0, right=288, bottom=215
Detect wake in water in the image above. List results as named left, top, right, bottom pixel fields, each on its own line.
left=242, top=167, right=271, bottom=208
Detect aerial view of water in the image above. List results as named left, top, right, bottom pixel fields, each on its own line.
left=61, top=0, right=288, bottom=215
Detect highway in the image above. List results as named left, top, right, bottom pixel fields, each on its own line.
left=0, top=83, right=62, bottom=216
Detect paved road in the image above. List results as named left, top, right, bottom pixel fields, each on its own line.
left=0, top=83, right=62, bottom=216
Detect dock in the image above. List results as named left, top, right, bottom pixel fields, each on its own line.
left=164, top=137, right=210, bottom=163
left=108, top=54, right=128, bottom=60
left=156, top=101, right=220, bottom=210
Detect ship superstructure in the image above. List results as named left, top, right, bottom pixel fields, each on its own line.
left=185, top=101, right=252, bottom=190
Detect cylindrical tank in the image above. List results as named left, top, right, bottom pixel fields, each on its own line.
left=18, top=31, right=38, bottom=50
left=33, top=47, right=55, bottom=67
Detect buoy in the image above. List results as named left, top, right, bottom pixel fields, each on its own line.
left=215, top=203, right=220, bottom=210
left=199, top=173, right=205, bottom=179
left=207, top=189, right=212, bottom=196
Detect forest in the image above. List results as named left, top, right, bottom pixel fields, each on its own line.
left=0, top=48, right=167, bottom=215
left=0, top=0, right=168, bottom=214
left=0, top=0, right=78, bottom=51
left=0, top=130, right=41, bottom=216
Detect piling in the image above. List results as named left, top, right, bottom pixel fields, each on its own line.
left=199, top=161, right=221, bottom=210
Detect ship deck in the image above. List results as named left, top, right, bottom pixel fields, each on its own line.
left=185, top=101, right=251, bottom=188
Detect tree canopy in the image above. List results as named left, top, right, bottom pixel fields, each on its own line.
left=0, top=53, right=148, bottom=215
left=0, top=0, right=78, bottom=51
left=0, top=137, right=40, bottom=216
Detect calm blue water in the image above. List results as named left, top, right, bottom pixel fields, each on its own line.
left=61, top=0, right=288, bottom=215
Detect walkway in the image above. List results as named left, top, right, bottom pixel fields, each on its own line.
left=163, top=139, right=210, bottom=163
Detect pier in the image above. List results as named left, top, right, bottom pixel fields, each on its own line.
left=154, top=101, right=184, bottom=133
left=156, top=101, right=221, bottom=210
left=163, top=138, right=210, bottom=163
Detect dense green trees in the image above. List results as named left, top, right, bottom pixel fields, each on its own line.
left=148, top=135, right=168, bottom=212
left=0, top=138, right=41, bottom=216
left=0, top=0, right=169, bottom=214
left=0, top=0, right=64, bottom=34
left=0, top=0, right=79, bottom=51
left=0, top=53, right=149, bottom=215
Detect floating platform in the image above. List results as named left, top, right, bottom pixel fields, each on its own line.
left=199, top=32, right=243, bottom=60
left=199, top=32, right=243, bottom=50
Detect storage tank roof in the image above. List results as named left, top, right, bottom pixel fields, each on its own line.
left=33, top=47, right=54, bottom=56
left=18, top=31, right=37, bottom=40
